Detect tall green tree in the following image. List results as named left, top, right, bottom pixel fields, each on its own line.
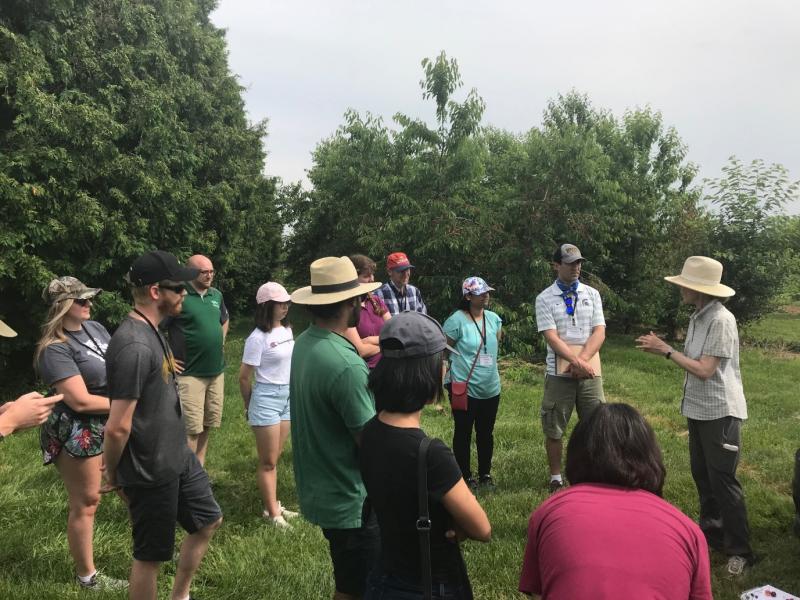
left=0, top=0, right=280, bottom=383
left=705, top=157, right=799, bottom=324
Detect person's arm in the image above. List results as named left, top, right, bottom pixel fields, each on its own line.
left=52, top=375, right=111, bottom=413
left=239, top=364, right=255, bottom=413
left=441, top=479, right=491, bottom=542
left=0, top=393, right=62, bottom=436
left=578, top=325, right=605, bottom=362
left=220, top=297, right=230, bottom=341
left=382, top=311, right=391, bottom=322
left=343, top=327, right=380, bottom=359
left=542, top=329, right=595, bottom=378
left=635, top=332, right=721, bottom=380
left=101, top=398, right=137, bottom=492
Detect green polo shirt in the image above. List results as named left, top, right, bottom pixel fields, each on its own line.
left=168, top=285, right=228, bottom=377
left=290, top=325, right=376, bottom=529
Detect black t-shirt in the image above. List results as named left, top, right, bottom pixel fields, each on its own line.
left=106, top=317, right=190, bottom=487
left=359, top=416, right=465, bottom=583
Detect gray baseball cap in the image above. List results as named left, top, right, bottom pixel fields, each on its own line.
left=552, top=243, right=585, bottom=264
left=380, top=312, right=458, bottom=359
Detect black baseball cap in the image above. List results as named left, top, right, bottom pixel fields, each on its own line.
left=127, top=251, right=199, bottom=286
left=380, top=312, right=458, bottom=359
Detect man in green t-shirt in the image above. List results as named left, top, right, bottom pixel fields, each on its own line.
left=290, top=256, right=382, bottom=600
left=164, top=254, right=229, bottom=466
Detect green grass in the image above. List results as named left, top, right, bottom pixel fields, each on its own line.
left=742, top=305, right=800, bottom=351
left=1, top=315, right=799, bottom=599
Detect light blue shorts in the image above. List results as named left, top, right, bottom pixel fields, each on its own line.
left=248, top=382, right=290, bottom=427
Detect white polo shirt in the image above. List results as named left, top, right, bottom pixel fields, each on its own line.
left=535, top=280, right=605, bottom=376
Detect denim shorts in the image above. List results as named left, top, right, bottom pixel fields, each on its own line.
left=248, top=382, right=290, bottom=426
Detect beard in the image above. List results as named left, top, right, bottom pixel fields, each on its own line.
left=158, top=295, right=183, bottom=317
left=347, top=301, right=361, bottom=328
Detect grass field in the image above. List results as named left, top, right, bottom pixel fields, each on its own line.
left=1, top=311, right=798, bottom=599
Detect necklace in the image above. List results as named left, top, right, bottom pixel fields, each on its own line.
left=132, top=308, right=176, bottom=377
left=65, top=324, right=106, bottom=359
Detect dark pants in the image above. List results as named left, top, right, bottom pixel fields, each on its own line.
left=321, top=500, right=381, bottom=596
left=364, top=570, right=472, bottom=600
left=451, top=394, right=500, bottom=479
left=688, top=417, right=752, bottom=557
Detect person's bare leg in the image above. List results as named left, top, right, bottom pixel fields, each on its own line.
left=55, top=453, right=102, bottom=577
left=545, top=437, right=563, bottom=476
left=129, top=559, right=159, bottom=600
left=253, top=424, right=282, bottom=517
left=171, top=517, right=222, bottom=600
left=194, top=428, right=210, bottom=466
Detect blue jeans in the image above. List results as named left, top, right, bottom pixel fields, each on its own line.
left=364, top=571, right=471, bottom=600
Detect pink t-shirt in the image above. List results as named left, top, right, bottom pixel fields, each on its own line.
left=357, top=294, right=388, bottom=368
left=519, top=484, right=712, bottom=600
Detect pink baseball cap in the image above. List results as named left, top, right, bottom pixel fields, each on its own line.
left=256, top=282, right=291, bottom=304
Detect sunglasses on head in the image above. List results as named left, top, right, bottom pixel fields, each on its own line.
left=73, top=298, right=92, bottom=307
left=158, top=283, right=187, bottom=294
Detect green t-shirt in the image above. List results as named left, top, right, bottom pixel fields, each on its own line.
left=289, top=325, right=376, bottom=529
left=166, top=286, right=228, bottom=377
left=443, top=309, right=502, bottom=399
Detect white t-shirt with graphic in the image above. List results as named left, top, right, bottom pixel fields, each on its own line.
left=242, top=326, right=294, bottom=384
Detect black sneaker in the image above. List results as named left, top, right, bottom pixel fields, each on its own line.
left=478, top=474, right=496, bottom=492
left=465, top=477, right=478, bottom=494
left=548, top=479, right=564, bottom=494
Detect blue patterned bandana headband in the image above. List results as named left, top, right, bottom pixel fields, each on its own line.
left=556, top=280, right=579, bottom=316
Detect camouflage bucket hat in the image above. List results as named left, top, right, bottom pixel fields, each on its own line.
left=43, top=276, right=102, bottom=305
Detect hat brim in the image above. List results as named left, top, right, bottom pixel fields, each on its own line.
left=389, top=265, right=414, bottom=272
left=0, top=319, right=17, bottom=338
left=561, top=256, right=585, bottom=264
left=291, top=281, right=382, bottom=305
left=258, top=292, right=291, bottom=304
left=175, top=267, right=201, bottom=283
left=74, top=288, right=102, bottom=300
left=664, top=275, right=735, bottom=298
left=464, top=286, right=495, bottom=296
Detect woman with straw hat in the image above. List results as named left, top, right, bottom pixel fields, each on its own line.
left=636, top=256, right=754, bottom=578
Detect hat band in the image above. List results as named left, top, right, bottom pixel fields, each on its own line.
left=310, top=279, right=360, bottom=294
left=679, top=272, right=720, bottom=286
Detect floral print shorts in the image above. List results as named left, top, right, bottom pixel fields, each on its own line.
left=40, top=406, right=106, bottom=464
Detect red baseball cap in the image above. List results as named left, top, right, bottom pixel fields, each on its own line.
left=386, top=252, right=414, bottom=271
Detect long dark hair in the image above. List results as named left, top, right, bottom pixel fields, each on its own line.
left=565, top=403, right=667, bottom=496
left=255, top=301, right=290, bottom=333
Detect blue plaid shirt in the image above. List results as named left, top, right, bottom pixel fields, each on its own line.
left=375, top=281, right=427, bottom=316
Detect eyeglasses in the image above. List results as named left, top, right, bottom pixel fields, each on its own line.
left=73, top=298, right=92, bottom=307
left=198, top=269, right=215, bottom=276
left=159, top=284, right=187, bottom=294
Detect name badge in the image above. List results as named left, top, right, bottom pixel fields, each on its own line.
left=478, top=353, right=494, bottom=367
left=566, top=323, right=583, bottom=339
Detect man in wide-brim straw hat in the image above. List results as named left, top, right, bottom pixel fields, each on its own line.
left=636, top=256, right=755, bottom=577
left=289, top=256, right=382, bottom=599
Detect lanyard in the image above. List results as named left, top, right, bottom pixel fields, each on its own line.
left=391, top=283, right=408, bottom=312
left=132, top=309, right=176, bottom=378
left=65, top=325, right=106, bottom=359
left=468, top=312, right=487, bottom=354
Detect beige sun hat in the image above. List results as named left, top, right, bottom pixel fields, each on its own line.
left=0, top=319, right=17, bottom=338
left=664, top=256, right=735, bottom=298
left=291, top=257, right=382, bottom=305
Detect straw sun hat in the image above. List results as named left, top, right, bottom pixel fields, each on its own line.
left=0, top=319, right=17, bottom=338
left=291, top=257, right=381, bottom=305
left=664, top=256, right=735, bottom=298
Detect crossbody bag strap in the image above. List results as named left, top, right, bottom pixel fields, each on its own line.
left=417, top=436, right=433, bottom=600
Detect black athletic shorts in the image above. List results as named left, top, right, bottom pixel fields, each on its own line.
left=123, top=452, right=222, bottom=562
left=321, top=500, right=380, bottom=595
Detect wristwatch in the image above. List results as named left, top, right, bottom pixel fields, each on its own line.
left=665, top=349, right=673, bottom=360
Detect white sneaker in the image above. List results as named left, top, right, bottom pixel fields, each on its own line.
left=265, top=513, right=291, bottom=529
left=76, top=572, right=128, bottom=591
left=278, top=501, right=299, bottom=519
left=726, top=555, right=748, bottom=577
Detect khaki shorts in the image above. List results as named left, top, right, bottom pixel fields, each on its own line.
left=540, top=374, right=605, bottom=440
left=178, top=373, right=225, bottom=435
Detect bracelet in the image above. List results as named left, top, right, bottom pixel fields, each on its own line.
left=665, top=350, right=673, bottom=360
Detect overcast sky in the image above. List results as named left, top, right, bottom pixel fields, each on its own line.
left=210, top=0, right=799, bottom=213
